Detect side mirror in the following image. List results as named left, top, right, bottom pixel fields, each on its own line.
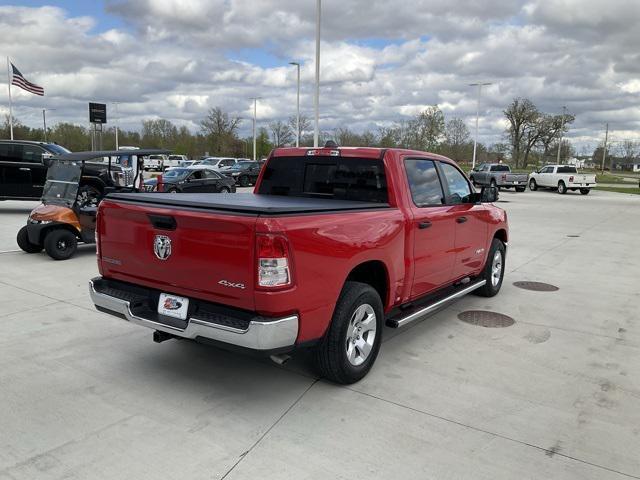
left=481, top=186, right=499, bottom=203
left=42, top=154, right=54, bottom=168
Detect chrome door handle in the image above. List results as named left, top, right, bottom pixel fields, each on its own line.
left=19, top=167, right=31, bottom=171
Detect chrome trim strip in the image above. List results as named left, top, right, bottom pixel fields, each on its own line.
left=89, top=278, right=298, bottom=350
left=392, top=280, right=487, bottom=328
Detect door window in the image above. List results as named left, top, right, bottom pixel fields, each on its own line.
left=190, top=170, right=205, bottom=180
left=404, top=159, right=444, bottom=207
left=440, top=162, right=472, bottom=204
left=0, top=144, right=24, bottom=162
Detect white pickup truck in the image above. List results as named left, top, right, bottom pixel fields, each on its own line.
left=144, top=154, right=167, bottom=171
left=528, top=165, right=597, bottom=195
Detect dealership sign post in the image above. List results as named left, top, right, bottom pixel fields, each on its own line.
left=89, top=102, right=107, bottom=151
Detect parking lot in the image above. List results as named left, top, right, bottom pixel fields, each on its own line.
left=1, top=189, right=639, bottom=479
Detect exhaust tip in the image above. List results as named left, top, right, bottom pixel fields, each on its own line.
left=270, top=354, right=291, bottom=365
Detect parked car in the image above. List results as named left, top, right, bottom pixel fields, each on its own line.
left=197, top=157, right=238, bottom=172
left=469, top=163, right=529, bottom=192
left=144, top=166, right=236, bottom=193
left=0, top=140, right=70, bottom=200
left=528, top=165, right=597, bottom=194
left=222, top=161, right=262, bottom=186
left=164, top=154, right=189, bottom=170
left=144, top=154, right=166, bottom=171
left=90, top=145, right=507, bottom=384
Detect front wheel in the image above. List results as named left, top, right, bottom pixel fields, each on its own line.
left=558, top=181, right=567, bottom=194
left=580, top=188, right=590, bottom=195
left=239, top=175, right=249, bottom=187
left=474, top=238, right=506, bottom=297
left=314, top=281, right=384, bottom=384
left=16, top=226, right=42, bottom=253
left=44, top=229, right=77, bottom=260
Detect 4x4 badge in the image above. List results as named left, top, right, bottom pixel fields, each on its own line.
left=153, top=235, right=172, bottom=260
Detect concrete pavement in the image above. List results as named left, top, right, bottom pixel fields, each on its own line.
left=0, top=188, right=639, bottom=479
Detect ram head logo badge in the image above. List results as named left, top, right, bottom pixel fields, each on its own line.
left=153, top=235, right=172, bottom=260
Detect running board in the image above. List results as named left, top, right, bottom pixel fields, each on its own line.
left=386, top=280, right=487, bottom=328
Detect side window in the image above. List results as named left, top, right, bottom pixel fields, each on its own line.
left=440, top=162, right=472, bottom=204
left=203, top=170, right=218, bottom=179
left=0, top=144, right=24, bottom=163
left=191, top=170, right=205, bottom=180
left=404, top=159, right=444, bottom=207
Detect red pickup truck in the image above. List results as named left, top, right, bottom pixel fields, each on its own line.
left=90, top=146, right=508, bottom=384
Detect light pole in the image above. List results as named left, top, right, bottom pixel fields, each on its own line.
left=469, top=82, right=492, bottom=169
left=250, top=97, right=262, bottom=161
left=314, top=0, right=321, bottom=147
left=556, top=105, right=567, bottom=164
left=42, top=108, right=55, bottom=142
left=289, top=61, right=301, bottom=147
left=113, top=102, right=120, bottom=150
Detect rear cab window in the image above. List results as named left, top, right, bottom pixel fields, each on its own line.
left=557, top=166, right=578, bottom=174
left=258, top=156, right=388, bottom=203
left=490, top=165, right=510, bottom=172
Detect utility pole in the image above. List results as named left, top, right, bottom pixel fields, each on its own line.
left=250, top=97, right=261, bottom=161
left=42, top=109, right=47, bottom=142
left=601, top=123, right=609, bottom=174
left=113, top=102, right=120, bottom=150
left=556, top=105, right=567, bottom=164
left=469, top=82, right=492, bottom=169
left=313, top=0, right=321, bottom=147
left=289, top=62, right=301, bottom=147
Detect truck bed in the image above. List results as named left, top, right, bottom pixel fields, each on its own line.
left=106, top=192, right=390, bottom=215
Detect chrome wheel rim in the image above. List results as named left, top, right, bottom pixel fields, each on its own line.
left=491, top=250, right=503, bottom=287
left=345, top=304, right=377, bottom=366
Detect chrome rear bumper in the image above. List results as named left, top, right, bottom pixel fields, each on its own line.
left=89, top=277, right=298, bottom=351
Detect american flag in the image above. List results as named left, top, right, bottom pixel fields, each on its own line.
left=10, top=62, right=44, bottom=96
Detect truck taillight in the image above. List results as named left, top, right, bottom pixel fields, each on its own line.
left=569, top=175, right=574, bottom=182
left=256, top=234, right=292, bottom=288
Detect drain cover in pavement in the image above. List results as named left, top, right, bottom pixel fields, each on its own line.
left=513, top=281, right=559, bottom=292
left=457, top=310, right=515, bottom=328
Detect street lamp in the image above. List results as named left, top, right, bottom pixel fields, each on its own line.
left=289, top=62, right=301, bottom=147
left=314, top=0, right=321, bottom=147
left=250, top=97, right=262, bottom=161
left=469, top=82, right=492, bottom=169
left=556, top=105, right=567, bottom=164
left=42, top=108, right=55, bottom=143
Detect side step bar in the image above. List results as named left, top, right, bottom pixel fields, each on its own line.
left=386, top=280, right=486, bottom=328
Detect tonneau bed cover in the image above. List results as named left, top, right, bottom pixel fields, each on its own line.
left=106, top=192, right=390, bottom=215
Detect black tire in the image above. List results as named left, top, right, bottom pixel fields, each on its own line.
left=558, top=181, right=567, bottom=194
left=529, top=179, right=537, bottom=191
left=44, top=229, right=77, bottom=261
left=239, top=175, right=249, bottom=187
left=16, top=226, right=42, bottom=253
left=220, top=187, right=231, bottom=193
left=314, top=281, right=384, bottom=384
left=516, top=186, right=526, bottom=192
left=77, top=184, right=102, bottom=208
left=474, top=238, right=506, bottom=298
left=166, top=187, right=178, bottom=193
left=580, top=188, right=590, bottom=195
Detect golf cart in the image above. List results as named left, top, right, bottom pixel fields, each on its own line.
left=16, top=149, right=169, bottom=260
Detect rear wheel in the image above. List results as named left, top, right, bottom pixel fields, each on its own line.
left=16, top=226, right=42, bottom=253
left=580, top=188, right=590, bottom=195
left=166, top=187, right=178, bottom=193
left=314, top=281, right=383, bottom=384
left=558, top=181, right=567, bottom=194
left=490, top=179, right=498, bottom=191
left=220, top=187, right=230, bottom=194
left=529, top=179, right=538, bottom=191
left=44, top=229, right=77, bottom=260
left=474, top=238, right=506, bottom=297
left=239, top=175, right=249, bottom=187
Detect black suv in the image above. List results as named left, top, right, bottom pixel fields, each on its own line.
left=0, top=140, right=135, bottom=202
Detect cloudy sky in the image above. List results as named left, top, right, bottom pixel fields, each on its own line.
left=1, top=0, right=639, bottom=151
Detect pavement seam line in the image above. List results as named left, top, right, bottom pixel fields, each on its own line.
left=344, top=386, right=640, bottom=479
left=219, top=378, right=320, bottom=480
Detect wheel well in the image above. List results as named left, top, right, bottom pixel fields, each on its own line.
left=345, top=261, right=389, bottom=308
left=38, top=225, right=80, bottom=244
left=494, top=229, right=508, bottom=244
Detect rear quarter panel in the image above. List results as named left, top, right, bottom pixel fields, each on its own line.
left=255, top=209, right=406, bottom=342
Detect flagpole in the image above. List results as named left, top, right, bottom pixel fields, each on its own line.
left=6, top=57, right=13, bottom=140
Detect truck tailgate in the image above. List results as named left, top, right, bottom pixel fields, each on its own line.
left=97, top=199, right=257, bottom=311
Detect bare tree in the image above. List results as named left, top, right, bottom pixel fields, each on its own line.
left=618, top=140, right=639, bottom=162
left=504, top=98, right=539, bottom=168
left=200, top=107, right=242, bottom=155
left=288, top=114, right=311, bottom=142
left=443, top=117, right=471, bottom=161
left=269, top=120, right=294, bottom=147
